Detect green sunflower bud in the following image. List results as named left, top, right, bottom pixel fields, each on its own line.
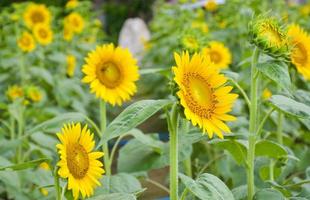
left=249, top=16, right=289, bottom=59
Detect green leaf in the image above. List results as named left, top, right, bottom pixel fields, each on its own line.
left=0, top=158, right=49, bottom=171
left=232, top=185, right=247, bottom=200
left=253, top=188, right=285, bottom=200
left=88, top=193, right=136, bottom=200
left=209, top=139, right=247, bottom=165
left=269, top=95, right=310, bottom=119
left=259, top=165, right=281, bottom=181
left=257, top=61, right=291, bottom=91
left=106, top=173, right=143, bottom=194
left=129, top=129, right=164, bottom=154
left=29, top=67, right=54, bottom=86
left=0, top=139, right=22, bottom=154
left=179, top=173, right=235, bottom=200
left=98, top=99, right=172, bottom=144
left=255, top=140, right=287, bottom=159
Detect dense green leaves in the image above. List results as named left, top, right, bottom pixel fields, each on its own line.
left=255, top=140, right=287, bottom=159
left=257, top=61, right=291, bottom=91
left=253, top=188, right=285, bottom=200
left=0, top=158, right=49, bottom=171
left=98, top=99, right=172, bottom=145
left=88, top=193, right=136, bottom=200
left=269, top=95, right=310, bottom=119
left=179, top=173, right=235, bottom=200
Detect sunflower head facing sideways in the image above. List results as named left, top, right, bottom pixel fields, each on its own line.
left=172, top=51, right=238, bottom=138
left=82, top=44, right=139, bottom=106
left=56, top=123, right=104, bottom=199
left=6, top=85, right=24, bottom=101
left=288, top=24, right=310, bottom=80
left=23, top=3, right=51, bottom=28
left=17, top=32, right=36, bottom=52
left=66, top=54, right=76, bottom=77
left=249, top=17, right=288, bottom=58
left=65, top=12, right=84, bottom=34
left=33, top=24, right=53, bottom=45
left=202, top=41, right=232, bottom=70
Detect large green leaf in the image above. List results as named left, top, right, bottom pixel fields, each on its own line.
left=88, top=193, right=136, bottom=200
left=129, top=129, right=164, bottom=154
left=269, top=95, right=310, bottom=119
left=179, top=173, right=235, bottom=200
left=209, top=139, right=247, bottom=165
left=255, top=140, right=287, bottom=159
left=106, top=173, right=143, bottom=194
left=257, top=61, right=291, bottom=91
left=0, top=158, right=49, bottom=171
left=253, top=188, right=285, bottom=200
left=98, top=99, right=172, bottom=145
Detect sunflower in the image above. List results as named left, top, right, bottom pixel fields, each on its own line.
left=63, top=22, right=74, bottom=41
left=202, top=41, right=232, bottom=69
left=262, top=88, right=272, bottom=100
left=56, top=123, right=104, bottom=199
left=249, top=17, right=288, bottom=58
left=6, top=85, right=24, bottom=101
left=26, top=86, right=42, bottom=102
left=23, top=3, right=51, bottom=28
left=288, top=24, right=310, bottom=80
left=64, top=12, right=84, bottom=34
left=17, top=32, right=36, bottom=52
left=182, top=35, right=199, bottom=51
left=33, top=24, right=53, bottom=45
left=82, top=44, right=139, bottom=106
left=204, top=0, right=218, bottom=12
left=66, top=0, right=79, bottom=9
left=172, top=51, right=238, bottom=138
left=67, top=54, right=76, bottom=77
left=191, top=21, right=209, bottom=33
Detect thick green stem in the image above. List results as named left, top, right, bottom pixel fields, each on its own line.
left=247, top=47, right=260, bottom=200
left=54, top=167, right=61, bottom=200
left=183, top=158, right=192, bottom=178
left=168, top=104, right=179, bottom=200
left=10, top=115, right=15, bottom=140
left=276, top=112, right=283, bottom=145
left=100, top=101, right=111, bottom=176
left=16, top=106, right=24, bottom=163
left=269, top=159, right=275, bottom=181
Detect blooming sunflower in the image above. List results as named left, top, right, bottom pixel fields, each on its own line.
left=17, top=32, right=36, bottom=52
left=66, top=0, right=79, bottom=9
left=249, top=17, right=288, bottom=58
left=63, top=22, right=74, bottom=41
left=202, top=41, right=232, bottom=69
left=6, top=85, right=24, bottom=101
left=56, top=123, right=104, bottom=199
left=288, top=24, right=310, bottom=80
left=67, top=54, right=76, bottom=77
left=33, top=24, right=53, bottom=45
left=204, top=0, right=218, bottom=12
left=82, top=44, right=139, bottom=106
left=64, top=12, right=84, bottom=34
left=172, top=51, right=238, bottom=138
left=26, top=86, right=42, bottom=102
left=262, top=88, right=272, bottom=100
left=23, top=3, right=51, bottom=28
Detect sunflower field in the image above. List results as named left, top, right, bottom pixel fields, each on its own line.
left=0, top=0, right=310, bottom=199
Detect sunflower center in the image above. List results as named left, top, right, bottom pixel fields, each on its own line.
left=96, top=62, right=121, bottom=88
left=66, top=143, right=89, bottom=179
left=39, top=29, right=48, bottom=39
left=293, top=42, right=308, bottom=65
left=183, top=73, right=216, bottom=119
left=209, top=50, right=222, bottom=64
left=21, top=37, right=31, bottom=46
left=31, top=11, right=44, bottom=23
left=259, top=24, right=282, bottom=46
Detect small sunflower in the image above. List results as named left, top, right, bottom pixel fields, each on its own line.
left=262, top=88, right=272, bottom=100
left=17, top=32, right=36, bottom=52
left=33, top=24, right=53, bottom=45
left=173, top=51, right=238, bottom=138
left=182, top=35, right=199, bottom=51
left=202, top=41, right=232, bottom=69
left=191, top=21, right=209, bottom=34
left=82, top=44, right=139, bottom=106
left=64, top=12, right=84, bottom=34
left=249, top=17, right=288, bottom=58
left=66, top=54, right=76, bottom=77
left=204, top=0, right=218, bottom=12
left=288, top=24, right=310, bottom=80
left=6, top=85, right=24, bottom=101
left=26, top=86, right=43, bottom=102
left=63, top=22, right=74, bottom=41
left=23, top=3, right=51, bottom=28
left=56, top=123, right=104, bottom=199
left=66, top=0, right=79, bottom=9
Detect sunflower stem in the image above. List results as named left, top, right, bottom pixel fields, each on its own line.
left=100, top=100, right=111, bottom=177
left=247, top=47, right=260, bottom=200
left=276, top=111, right=283, bottom=145
left=167, top=103, right=179, bottom=200
left=54, top=166, right=61, bottom=200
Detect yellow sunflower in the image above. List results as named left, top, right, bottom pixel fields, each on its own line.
left=64, top=12, right=84, bottom=34
left=288, top=24, right=310, bottom=80
left=202, top=41, right=232, bottom=70
left=63, top=22, right=74, bottom=41
left=23, top=3, right=51, bottom=28
left=26, top=86, right=42, bottom=102
left=33, top=24, right=53, bottom=45
left=204, top=0, right=218, bottom=12
left=66, top=54, right=76, bottom=77
left=17, top=32, right=36, bottom=52
left=172, top=51, right=238, bottom=138
left=82, top=44, right=139, bottom=106
left=191, top=21, right=209, bottom=33
left=182, top=35, right=199, bottom=51
left=6, top=85, right=24, bottom=101
left=56, top=123, right=104, bottom=199
left=262, top=88, right=272, bottom=100
left=66, top=0, right=79, bottom=9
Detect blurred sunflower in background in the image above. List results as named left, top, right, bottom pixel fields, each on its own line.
left=33, top=24, right=53, bottom=45
left=6, top=85, right=24, bottom=101
left=202, top=41, right=232, bottom=69
left=65, top=12, right=85, bottom=34
left=82, top=44, right=140, bottom=106
left=23, top=3, right=51, bottom=28
left=204, top=0, right=218, bottom=12
left=288, top=24, right=310, bottom=80
left=66, top=54, right=76, bottom=77
left=173, top=51, right=238, bottom=139
left=182, top=35, right=199, bottom=51
left=56, top=123, right=104, bottom=199
left=66, top=0, right=79, bottom=9
left=26, top=86, right=42, bottom=103
left=17, top=32, right=36, bottom=52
